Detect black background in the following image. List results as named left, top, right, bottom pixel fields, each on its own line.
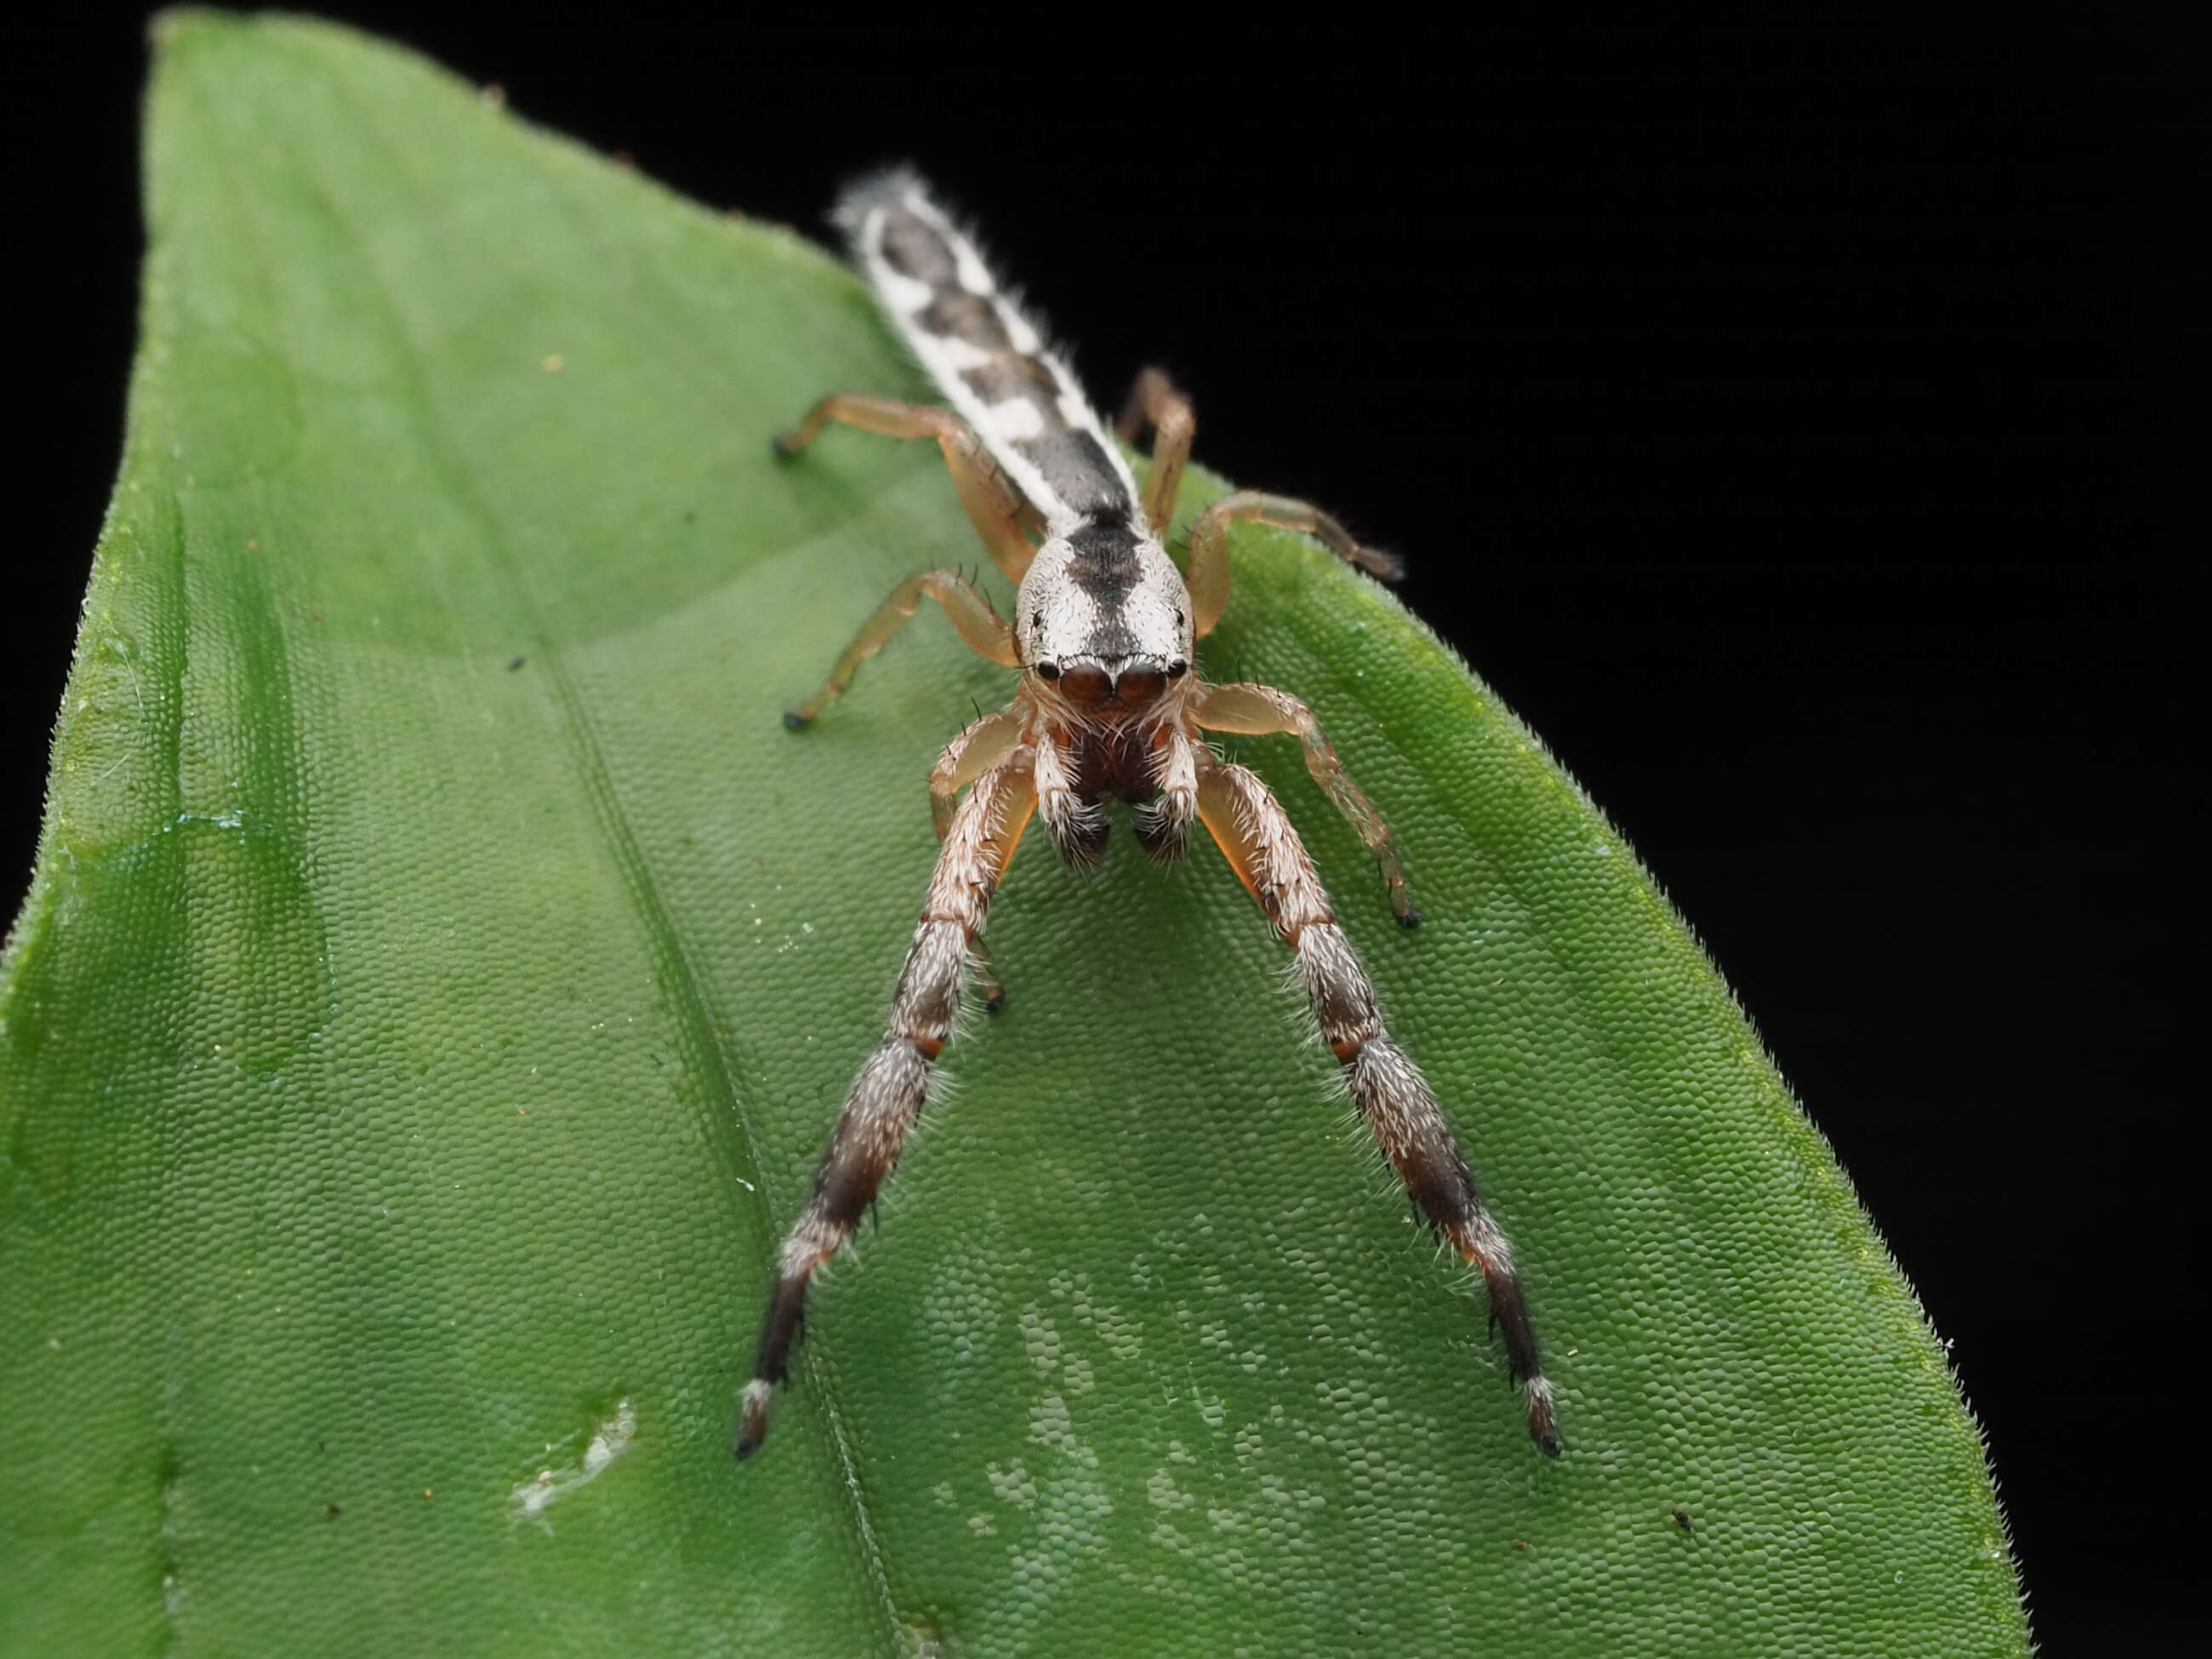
left=6, top=8, right=2201, bottom=1650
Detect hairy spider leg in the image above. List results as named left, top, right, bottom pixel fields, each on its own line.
left=1184, top=492, right=1404, bottom=639
left=1115, top=367, right=1197, bottom=535
left=932, top=710, right=1026, bottom=1009
left=783, top=568, right=1018, bottom=727
left=736, top=753, right=1038, bottom=1459
left=930, top=709, right=1024, bottom=838
left=772, top=392, right=1040, bottom=579
left=1193, top=756, right=1560, bottom=1456
left=1194, top=682, right=1420, bottom=926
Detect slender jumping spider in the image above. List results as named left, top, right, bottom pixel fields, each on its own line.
left=738, top=170, right=1558, bottom=1459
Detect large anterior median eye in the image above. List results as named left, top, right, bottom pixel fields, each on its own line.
left=1115, top=669, right=1166, bottom=706
left=1059, top=664, right=1112, bottom=704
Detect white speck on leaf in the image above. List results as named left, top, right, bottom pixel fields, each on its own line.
left=509, top=1400, right=636, bottom=1529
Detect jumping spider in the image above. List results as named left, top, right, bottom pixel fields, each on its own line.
left=737, top=171, right=1559, bottom=1460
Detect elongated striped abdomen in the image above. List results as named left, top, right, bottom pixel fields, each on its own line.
left=836, top=171, right=1141, bottom=532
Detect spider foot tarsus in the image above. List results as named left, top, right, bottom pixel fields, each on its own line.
left=1525, top=1377, right=1563, bottom=1458
left=1388, top=878, right=1422, bottom=930
left=734, top=1274, right=810, bottom=1459
left=734, top=1380, right=774, bottom=1459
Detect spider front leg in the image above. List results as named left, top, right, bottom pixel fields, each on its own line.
left=1193, top=755, right=1559, bottom=1455
left=774, top=391, right=1041, bottom=579
left=1183, top=493, right=1404, bottom=639
left=784, top=568, right=1017, bottom=727
left=1194, top=682, right=1418, bottom=926
left=931, top=710, right=1025, bottom=1009
left=737, top=751, right=1037, bottom=1459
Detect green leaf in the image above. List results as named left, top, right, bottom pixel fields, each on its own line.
left=0, top=13, right=2025, bottom=1656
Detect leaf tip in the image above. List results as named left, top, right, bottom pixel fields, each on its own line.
left=146, top=6, right=243, bottom=55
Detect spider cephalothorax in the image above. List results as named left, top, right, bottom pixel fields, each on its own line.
left=739, top=170, right=1559, bottom=1461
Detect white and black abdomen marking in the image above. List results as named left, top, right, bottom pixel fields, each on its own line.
left=839, top=172, right=1143, bottom=531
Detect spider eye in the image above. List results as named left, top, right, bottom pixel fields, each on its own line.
left=1059, top=664, right=1112, bottom=704
left=1166, top=658, right=1189, bottom=680
left=1035, top=660, right=1062, bottom=681
left=1115, top=669, right=1166, bottom=706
